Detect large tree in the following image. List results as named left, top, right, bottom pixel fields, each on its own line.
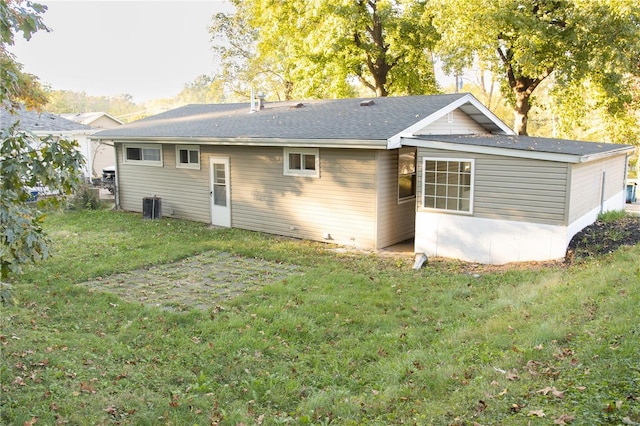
left=1, top=0, right=84, bottom=285
left=432, top=0, right=640, bottom=136
left=210, top=0, right=440, bottom=100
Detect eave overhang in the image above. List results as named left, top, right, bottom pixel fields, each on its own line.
left=90, top=135, right=389, bottom=150
left=402, top=137, right=637, bottom=164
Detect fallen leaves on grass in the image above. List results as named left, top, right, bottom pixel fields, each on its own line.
left=537, top=386, right=565, bottom=399
left=554, top=414, right=575, bottom=425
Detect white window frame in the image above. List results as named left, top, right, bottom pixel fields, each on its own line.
left=123, top=143, right=163, bottom=167
left=175, top=145, right=200, bottom=169
left=398, top=147, right=417, bottom=204
left=284, top=147, right=319, bottom=177
left=421, top=157, right=475, bottom=214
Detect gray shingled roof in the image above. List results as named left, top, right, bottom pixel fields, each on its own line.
left=419, top=134, right=634, bottom=158
left=92, top=94, right=469, bottom=140
left=1, top=107, right=93, bottom=132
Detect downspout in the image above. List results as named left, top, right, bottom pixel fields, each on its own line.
left=600, top=171, right=606, bottom=215
left=113, top=141, right=120, bottom=210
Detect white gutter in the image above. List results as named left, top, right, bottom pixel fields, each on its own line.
left=90, top=136, right=390, bottom=150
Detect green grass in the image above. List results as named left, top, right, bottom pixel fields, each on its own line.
left=597, top=209, right=628, bottom=223
left=1, top=210, right=639, bottom=425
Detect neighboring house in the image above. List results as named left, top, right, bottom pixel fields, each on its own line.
left=91, top=93, right=636, bottom=264
left=1, top=107, right=94, bottom=178
left=61, top=112, right=122, bottom=176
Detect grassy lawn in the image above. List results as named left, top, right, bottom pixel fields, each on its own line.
left=1, top=210, right=639, bottom=425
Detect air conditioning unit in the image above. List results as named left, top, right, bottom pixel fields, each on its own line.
left=142, top=197, right=162, bottom=219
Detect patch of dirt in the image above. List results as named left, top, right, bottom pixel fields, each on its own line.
left=566, top=216, right=640, bottom=261
left=79, top=251, right=301, bottom=311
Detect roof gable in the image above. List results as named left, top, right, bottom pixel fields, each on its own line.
left=61, top=112, right=124, bottom=127
left=387, top=93, right=515, bottom=148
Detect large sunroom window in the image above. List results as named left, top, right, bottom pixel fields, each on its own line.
left=422, top=158, right=474, bottom=213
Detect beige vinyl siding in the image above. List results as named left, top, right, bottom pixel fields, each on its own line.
left=116, top=143, right=210, bottom=222
left=227, top=146, right=377, bottom=248
left=417, top=148, right=569, bottom=225
left=568, top=155, right=626, bottom=222
left=415, top=109, right=486, bottom=135
left=375, top=150, right=415, bottom=249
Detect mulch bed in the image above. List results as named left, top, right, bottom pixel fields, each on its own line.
left=566, top=215, right=640, bottom=261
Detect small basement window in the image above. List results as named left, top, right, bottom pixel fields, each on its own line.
left=123, top=144, right=163, bottom=166
left=284, top=148, right=319, bottom=177
left=422, top=158, right=474, bottom=213
left=176, top=145, right=200, bottom=169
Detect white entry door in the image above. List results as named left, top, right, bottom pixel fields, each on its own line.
left=209, top=156, right=231, bottom=227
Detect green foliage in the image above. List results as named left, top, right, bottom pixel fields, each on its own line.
left=433, top=0, right=640, bottom=138
left=176, top=74, right=226, bottom=104
left=1, top=210, right=639, bottom=424
left=210, top=0, right=440, bottom=100
left=67, top=183, right=105, bottom=211
left=597, top=209, right=629, bottom=223
left=0, top=124, right=85, bottom=279
left=44, top=90, right=138, bottom=121
left=0, top=0, right=49, bottom=110
left=1, top=1, right=86, bottom=280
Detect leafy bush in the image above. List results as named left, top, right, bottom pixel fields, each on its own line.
left=68, top=183, right=105, bottom=210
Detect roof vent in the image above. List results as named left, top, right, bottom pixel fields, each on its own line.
left=360, top=99, right=375, bottom=107
left=290, top=103, right=305, bottom=109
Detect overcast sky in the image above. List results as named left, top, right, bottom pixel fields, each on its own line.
left=9, top=0, right=232, bottom=103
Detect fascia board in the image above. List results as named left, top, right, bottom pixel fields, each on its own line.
left=386, top=93, right=515, bottom=149
left=32, top=129, right=96, bottom=137
left=98, top=136, right=388, bottom=150
left=402, top=137, right=584, bottom=163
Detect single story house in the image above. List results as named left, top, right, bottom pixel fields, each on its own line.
left=0, top=107, right=114, bottom=179
left=61, top=112, right=122, bottom=177
left=91, top=93, right=635, bottom=264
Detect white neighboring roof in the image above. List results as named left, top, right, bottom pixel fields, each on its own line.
left=61, top=112, right=124, bottom=127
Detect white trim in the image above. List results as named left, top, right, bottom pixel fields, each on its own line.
left=92, top=136, right=389, bottom=150
left=387, top=93, right=515, bottom=149
left=209, top=156, right=231, bottom=227
left=421, top=157, right=475, bottom=215
left=284, top=147, right=320, bottom=177
left=122, top=143, right=163, bottom=167
left=402, top=137, right=636, bottom=164
left=175, top=144, right=200, bottom=170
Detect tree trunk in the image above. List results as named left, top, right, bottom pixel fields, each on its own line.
left=497, top=48, right=553, bottom=136
left=513, top=88, right=531, bottom=135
